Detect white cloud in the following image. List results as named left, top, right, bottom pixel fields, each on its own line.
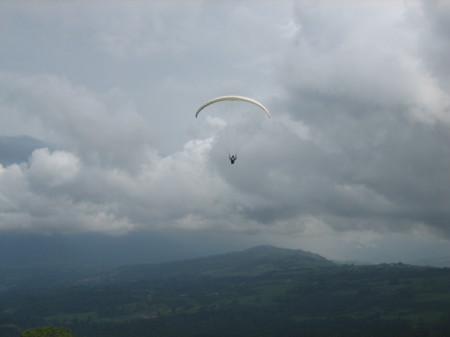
left=28, top=148, right=79, bottom=188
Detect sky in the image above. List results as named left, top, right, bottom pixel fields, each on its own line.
left=1, top=0, right=450, bottom=265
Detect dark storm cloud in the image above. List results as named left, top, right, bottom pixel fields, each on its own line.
left=241, top=0, right=450, bottom=237
left=417, top=0, right=450, bottom=89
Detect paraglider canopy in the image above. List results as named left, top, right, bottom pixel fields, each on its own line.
left=195, top=95, right=271, bottom=118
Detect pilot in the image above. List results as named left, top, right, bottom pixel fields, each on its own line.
left=229, top=154, right=237, bottom=164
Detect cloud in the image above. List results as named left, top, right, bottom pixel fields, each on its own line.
left=28, top=148, right=80, bottom=189
left=261, top=0, right=450, bottom=237
left=87, top=2, right=204, bottom=58
left=0, top=147, right=133, bottom=234
left=414, top=0, right=450, bottom=90
left=0, top=136, right=223, bottom=234
left=0, top=72, right=155, bottom=170
left=1, top=0, right=450, bottom=249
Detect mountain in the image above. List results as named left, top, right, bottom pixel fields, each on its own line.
left=112, top=245, right=334, bottom=281
left=2, top=246, right=450, bottom=337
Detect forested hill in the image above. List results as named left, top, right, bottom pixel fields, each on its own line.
left=2, top=246, right=450, bottom=337
left=110, top=245, right=334, bottom=281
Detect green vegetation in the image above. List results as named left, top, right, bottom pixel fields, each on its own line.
left=1, top=246, right=450, bottom=337
left=20, top=326, right=75, bottom=337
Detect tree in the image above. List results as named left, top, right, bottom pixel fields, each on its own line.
left=19, top=326, right=75, bottom=337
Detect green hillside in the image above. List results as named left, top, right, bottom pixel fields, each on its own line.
left=111, top=245, right=333, bottom=280
left=1, top=246, right=450, bottom=337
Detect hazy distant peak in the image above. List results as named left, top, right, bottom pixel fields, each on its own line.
left=243, top=244, right=285, bottom=252
left=175, top=245, right=335, bottom=276
left=113, top=245, right=335, bottom=282
left=238, top=245, right=333, bottom=265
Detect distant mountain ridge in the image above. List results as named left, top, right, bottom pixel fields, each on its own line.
left=111, top=245, right=334, bottom=282
left=187, top=244, right=334, bottom=272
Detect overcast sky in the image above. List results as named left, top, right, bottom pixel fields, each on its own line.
left=1, top=0, right=450, bottom=264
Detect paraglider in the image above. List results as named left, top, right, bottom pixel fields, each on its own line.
left=195, top=95, right=271, bottom=164
left=229, top=154, right=237, bottom=164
